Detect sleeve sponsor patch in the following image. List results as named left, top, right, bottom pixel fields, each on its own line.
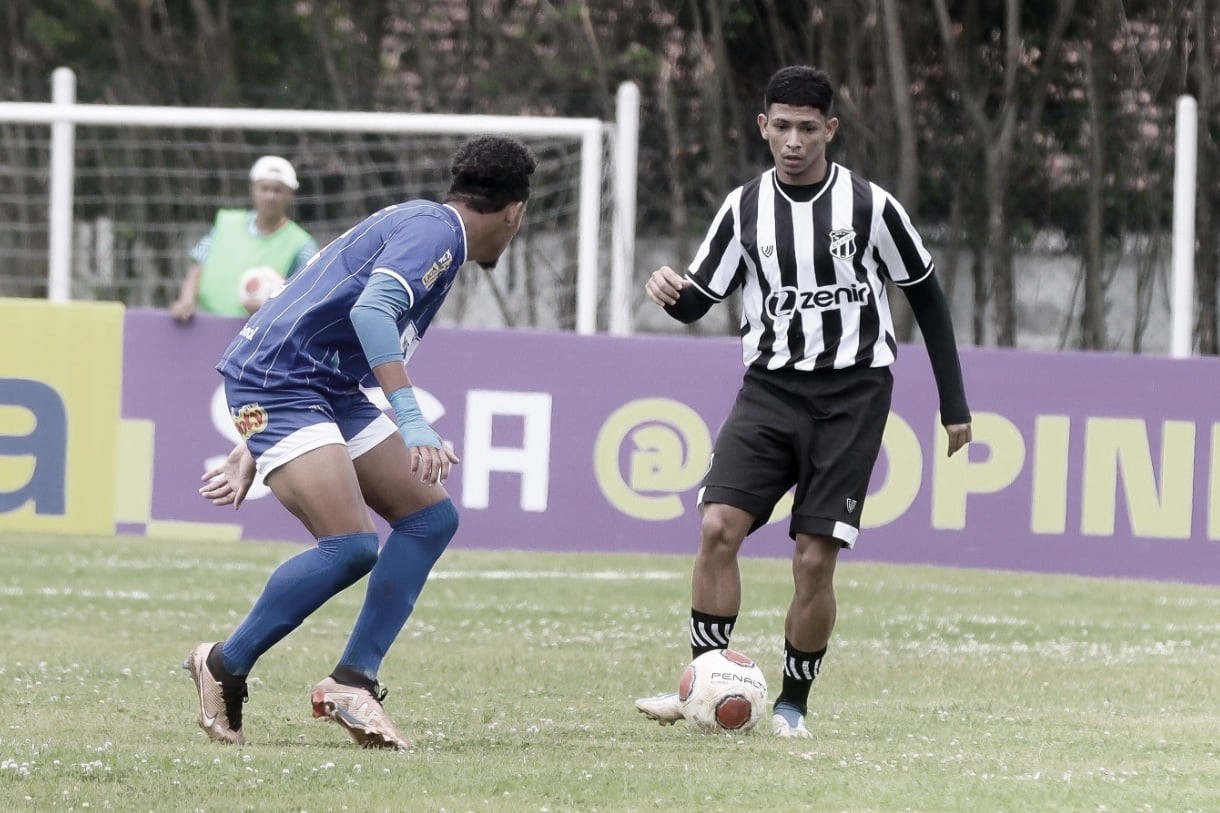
left=421, top=250, right=454, bottom=289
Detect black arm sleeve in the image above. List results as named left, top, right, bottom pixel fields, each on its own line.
left=901, top=274, right=972, bottom=425
left=664, top=285, right=716, bottom=324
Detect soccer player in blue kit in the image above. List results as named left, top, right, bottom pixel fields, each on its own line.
left=184, top=136, right=537, bottom=750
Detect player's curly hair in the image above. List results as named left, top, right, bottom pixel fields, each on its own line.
left=764, top=65, right=834, bottom=116
left=445, top=136, right=538, bottom=213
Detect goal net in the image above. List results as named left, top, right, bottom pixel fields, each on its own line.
left=0, top=86, right=625, bottom=332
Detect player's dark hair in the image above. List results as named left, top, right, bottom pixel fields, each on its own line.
left=445, top=136, right=538, bottom=213
left=764, top=65, right=834, bottom=116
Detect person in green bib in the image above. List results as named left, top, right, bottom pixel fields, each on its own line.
left=170, top=155, right=319, bottom=322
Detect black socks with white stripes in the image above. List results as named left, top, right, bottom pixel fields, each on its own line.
left=688, top=609, right=736, bottom=658
left=778, top=639, right=826, bottom=715
left=687, top=611, right=827, bottom=717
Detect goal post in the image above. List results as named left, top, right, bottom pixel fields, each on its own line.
left=0, top=67, right=640, bottom=334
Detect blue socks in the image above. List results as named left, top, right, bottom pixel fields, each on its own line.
left=218, top=499, right=459, bottom=681
left=222, top=531, right=380, bottom=675
left=335, top=499, right=459, bottom=681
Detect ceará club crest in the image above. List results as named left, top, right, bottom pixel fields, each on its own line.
left=828, top=228, right=856, bottom=260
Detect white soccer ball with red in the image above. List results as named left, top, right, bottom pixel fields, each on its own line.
left=239, top=265, right=284, bottom=312
left=678, top=648, right=768, bottom=733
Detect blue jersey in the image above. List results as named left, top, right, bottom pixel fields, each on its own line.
left=217, top=200, right=466, bottom=390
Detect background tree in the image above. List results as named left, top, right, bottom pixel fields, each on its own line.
left=2, top=0, right=1219, bottom=352
left=1189, top=0, right=1219, bottom=353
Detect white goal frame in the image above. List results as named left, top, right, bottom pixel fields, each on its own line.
left=0, top=67, right=640, bottom=335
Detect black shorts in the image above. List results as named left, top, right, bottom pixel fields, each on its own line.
left=699, top=364, right=893, bottom=547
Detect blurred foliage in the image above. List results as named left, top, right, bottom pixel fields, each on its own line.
left=3, top=0, right=1219, bottom=349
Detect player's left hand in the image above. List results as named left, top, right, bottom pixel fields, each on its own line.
left=200, top=442, right=256, bottom=509
left=944, top=423, right=972, bottom=457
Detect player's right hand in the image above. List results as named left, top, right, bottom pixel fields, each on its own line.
left=644, top=265, right=691, bottom=307
left=200, top=442, right=255, bottom=509
left=169, top=298, right=196, bottom=323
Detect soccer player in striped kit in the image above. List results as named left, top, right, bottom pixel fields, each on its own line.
left=184, top=136, right=536, bottom=750
left=635, top=66, right=973, bottom=737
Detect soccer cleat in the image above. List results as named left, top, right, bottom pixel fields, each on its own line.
left=183, top=642, right=248, bottom=746
left=771, top=701, right=813, bottom=739
left=634, top=691, right=685, bottom=725
left=310, top=676, right=411, bottom=751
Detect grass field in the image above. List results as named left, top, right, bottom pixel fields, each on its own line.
left=1, top=532, right=1218, bottom=812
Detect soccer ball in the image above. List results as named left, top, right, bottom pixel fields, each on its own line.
left=678, top=648, right=768, bottom=733
left=239, top=265, right=284, bottom=312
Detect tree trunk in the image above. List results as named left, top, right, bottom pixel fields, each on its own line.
left=971, top=243, right=988, bottom=345
left=1081, top=2, right=1113, bottom=349
left=657, top=62, right=688, bottom=237
left=1193, top=0, right=1218, bottom=354
left=880, top=0, right=920, bottom=342
left=988, top=153, right=1016, bottom=347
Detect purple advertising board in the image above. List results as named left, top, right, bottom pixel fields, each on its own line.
left=121, top=309, right=1220, bottom=585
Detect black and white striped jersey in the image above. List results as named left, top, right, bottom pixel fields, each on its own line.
left=685, top=162, right=934, bottom=372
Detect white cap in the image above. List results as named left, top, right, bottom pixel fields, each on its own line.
left=249, top=155, right=299, bottom=190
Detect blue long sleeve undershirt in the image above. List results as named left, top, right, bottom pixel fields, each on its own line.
left=350, top=271, right=414, bottom=370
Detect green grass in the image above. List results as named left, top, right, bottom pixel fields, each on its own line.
left=1, top=532, right=1218, bottom=812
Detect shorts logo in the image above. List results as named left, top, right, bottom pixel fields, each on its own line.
left=845, top=497, right=858, bottom=514
left=421, top=250, right=454, bottom=289
left=232, top=403, right=269, bottom=439
left=829, top=229, right=856, bottom=260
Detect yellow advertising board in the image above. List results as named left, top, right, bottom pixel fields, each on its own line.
left=0, top=298, right=124, bottom=533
